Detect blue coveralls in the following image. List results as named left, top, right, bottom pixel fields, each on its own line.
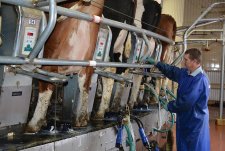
left=156, top=62, right=210, bottom=151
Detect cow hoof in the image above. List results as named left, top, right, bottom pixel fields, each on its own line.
left=149, top=97, right=158, bottom=105
left=25, top=125, right=39, bottom=133
left=74, top=122, right=81, bottom=127
left=92, top=114, right=104, bottom=120
left=128, top=102, right=134, bottom=110
left=74, top=120, right=88, bottom=127
left=80, top=120, right=87, bottom=127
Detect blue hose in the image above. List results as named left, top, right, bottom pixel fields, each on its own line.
left=115, top=125, right=124, bottom=148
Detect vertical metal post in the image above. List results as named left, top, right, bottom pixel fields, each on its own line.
left=219, top=21, right=225, bottom=119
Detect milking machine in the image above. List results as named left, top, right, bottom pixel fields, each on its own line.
left=145, top=84, right=175, bottom=133
left=0, top=4, right=45, bottom=137
left=114, top=106, right=160, bottom=151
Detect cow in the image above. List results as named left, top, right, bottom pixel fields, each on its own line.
left=93, top=0, right=163, bottom=119
left=26, top=0, right=105, bottom=133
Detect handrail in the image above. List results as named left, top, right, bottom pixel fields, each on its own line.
left=0, top=56, right=154, bottom=69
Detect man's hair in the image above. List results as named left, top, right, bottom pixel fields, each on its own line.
left=185, top=48, right=202, bottom=63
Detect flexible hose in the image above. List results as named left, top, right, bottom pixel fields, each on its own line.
left=144, top=83, right=175, bottom=133
left=153, top=112, right=175, bottom=133
left=124, top=125, right=136, bottom=151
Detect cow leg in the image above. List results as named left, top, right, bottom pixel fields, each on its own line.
left=74, top=73, right=89, bottom=127
left=128, top=74, right=143, bottom=109
left=110, top=82, right=125, bottom=112
left=94, top=67, right=116, bottom=119
left=26, top=83, right=53, bottom=133
left=74, top=67, right=93, bottom=127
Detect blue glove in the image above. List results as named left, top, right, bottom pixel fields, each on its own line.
left=147, top=57, right=156, bottom=65
left=159, top=98, right=168, bottom=111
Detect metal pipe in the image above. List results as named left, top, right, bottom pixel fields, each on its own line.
left=187, top=29, right=223, bottom=37
left=2, top=0, right=174, bottom=45
left=15, top=68, right=67, bottom=83
left=156, top=39, right=162, bottom=62
left=219, top=21, right=225, bottom=119
left=104, top=25, right=112, bottom=62
left=94, top=70, right=132, bottom=83
left=186, top=38, right=223, bottom=41
left=129, top=70, right=165, bottom=78
left=35, top=68, right=68, bottom=81
left=13, top=6, right=23, bottom=57
left=142, top=33, right=151, bottom=57
left=34, top=0, right=67, bottom=7
left=175, top=41, right=207, bottom=45
left=199, top=18, right=225, bottom=22
left=185, top=2, right=225, bottom=38
left=28, top=0, right=57, bottom=60
left=172, top=2, right=225, bottom=66
left=177, top=20, right=222, bottom=33
left=33, top=58, right=154, bottom=68
left=0, top=56, right=153, bottom=68
left=37, top=11, right=48, bottom=58
left=0, top=56, right=28, bottom=64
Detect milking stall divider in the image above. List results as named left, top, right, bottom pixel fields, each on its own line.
left=0, top=0, right=225, bottom=151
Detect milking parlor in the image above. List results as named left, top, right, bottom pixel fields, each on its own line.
left=0, top=0, right=224, bottom=151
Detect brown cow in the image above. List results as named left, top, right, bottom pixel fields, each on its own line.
left=26, top=0, right=105, bottom=133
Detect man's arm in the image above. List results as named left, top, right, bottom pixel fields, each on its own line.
left=155, top=62, right=182, bottom=83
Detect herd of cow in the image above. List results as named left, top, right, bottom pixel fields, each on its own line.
left=25, top=0, right=177, bottom=133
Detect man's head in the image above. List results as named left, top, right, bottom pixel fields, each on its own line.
left=184, top=48, right=202, bottom=73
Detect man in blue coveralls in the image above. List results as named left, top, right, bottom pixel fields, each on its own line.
left=149, top=48, right=210, bottom=151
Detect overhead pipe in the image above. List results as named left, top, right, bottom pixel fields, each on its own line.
left=28, top=0, right=57, bottom=60
left=187, top=29, right=223, bottom=37
left=2, top=0, right=174, bottom=45
left=177, top=20, right=222, bottom=33
left=199, top=18, right=225, bottom=22
left=172, top=2, right=225, bottom=66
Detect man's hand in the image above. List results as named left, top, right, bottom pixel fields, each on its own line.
left=147, top=57, right=156, bottom=65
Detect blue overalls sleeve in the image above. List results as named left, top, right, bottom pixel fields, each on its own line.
left=167, top=77, right=203, bottom=113
left=155, top=62, right=182, bottom=83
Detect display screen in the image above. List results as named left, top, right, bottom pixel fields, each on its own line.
left=27, top=32, right=34, bottom=36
